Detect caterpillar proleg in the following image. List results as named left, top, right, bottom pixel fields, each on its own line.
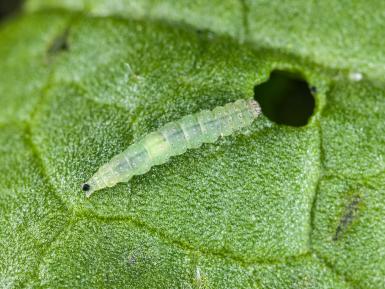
left=82, top=99, right=261, bottom=197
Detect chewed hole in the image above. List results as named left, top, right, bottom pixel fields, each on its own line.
left=254, top=70, right=315, bottom=126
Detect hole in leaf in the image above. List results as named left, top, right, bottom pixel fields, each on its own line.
left=254, top=70, right=315, bottom=126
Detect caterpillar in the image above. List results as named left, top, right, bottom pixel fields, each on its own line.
left=82, top=99, right=261, bottom=197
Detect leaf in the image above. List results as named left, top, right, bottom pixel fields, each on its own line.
left=0, top=1, right=384, bottom=288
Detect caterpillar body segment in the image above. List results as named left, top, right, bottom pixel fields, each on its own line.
left=83, top=99, right=261, bottom=197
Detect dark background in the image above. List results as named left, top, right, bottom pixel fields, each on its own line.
left=0, top=0, right=23, bottom=21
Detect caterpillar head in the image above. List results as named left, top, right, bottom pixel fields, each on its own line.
left=249, top=100, right=262, bottom=117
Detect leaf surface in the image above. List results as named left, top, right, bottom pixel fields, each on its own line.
left=0, top=1, right=384, bottom=288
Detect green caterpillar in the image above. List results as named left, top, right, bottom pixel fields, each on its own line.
left=83, top=99, right=261, bottom=197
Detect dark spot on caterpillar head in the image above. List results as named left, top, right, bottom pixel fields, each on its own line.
left=253, top=70, right=315, bottom=126
left=47, top=28, right=70, bottom=55
left=82, top=183, right=91, bottom=192
left=333, top=194, right=361, bottom=241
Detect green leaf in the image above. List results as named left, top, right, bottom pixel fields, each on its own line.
left=0, top=1, right=384, bottom=288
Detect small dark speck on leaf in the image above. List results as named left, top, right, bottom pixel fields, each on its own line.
left=47, top=28, right=70, bottom=55
left=128, top=255, right=137, bottom=265
left=310, top=86, right=317, bottom=94
left=333, top=195, right=361, bottom=241
left=196, top=28, right=204, bottom=35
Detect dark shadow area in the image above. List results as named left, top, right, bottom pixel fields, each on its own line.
left=333, top=194, right=361, bottom=241
left=254, top=70, right=315, bottom=126
left=0, top=0, right=23, bottom=21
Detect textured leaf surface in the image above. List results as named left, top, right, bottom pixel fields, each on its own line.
left=0, top=1, right=384, bottom=288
